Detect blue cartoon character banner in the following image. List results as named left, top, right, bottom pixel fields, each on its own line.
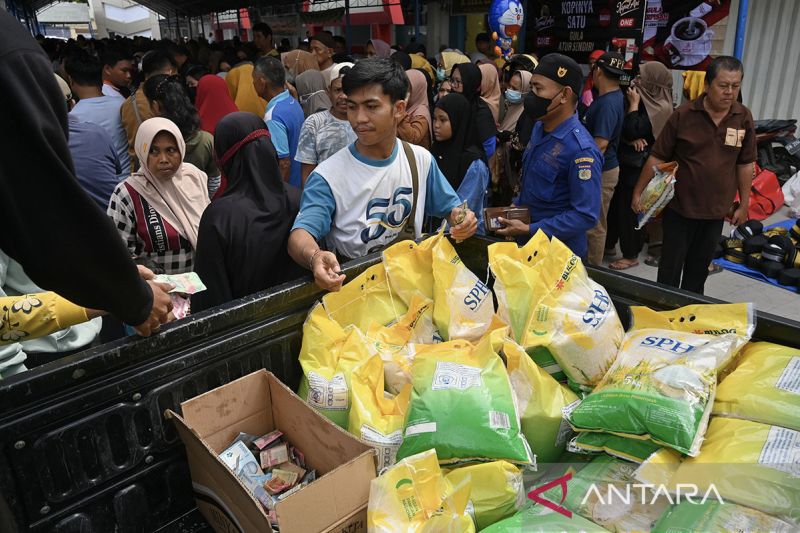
left=488, top=0, right=524, bottom=59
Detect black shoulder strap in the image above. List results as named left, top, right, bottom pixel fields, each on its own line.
left=400, top=140, right=419, bottom=237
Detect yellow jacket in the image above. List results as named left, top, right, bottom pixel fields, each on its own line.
left=1, top=293, right=89, bottom=345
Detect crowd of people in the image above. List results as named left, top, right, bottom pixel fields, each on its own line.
left=0, top=9, right=756, bottom=377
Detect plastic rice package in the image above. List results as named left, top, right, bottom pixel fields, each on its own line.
left=567, top=328, right=743, bottom=455
left=443, top=461, right=525, bottom=530
left=382, top=238, right=435, bottom=307
left=503, top=338, right=579, bottom=464
left=322, top=262, right=406, bottom=332
left=523, top=235, right=624, bottom=391
left=540, top=454, right=670, bottom=532
left=713, top=341, right=800, bottom=431
left=365, top=295, right=440, bottom=395
left=297, top=304, right=371, bottom=428
left=348, top=355, right=411, bottom=471
left=395, top=324, right=533, bottom=465
left=652, top=500, right=797, bottom=533
left=480, top=504, right=610, bottom=533
left=630, top=302, right=755, bottom=370
left=367, top=449, right=475, bottom=533
left=636, top=161, right=678, bottom=230
left=568, top=432, right=662, bottom=464
left=664, top=417, right=800, bottom=521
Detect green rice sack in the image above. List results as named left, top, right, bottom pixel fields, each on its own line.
left=479, top=504, right=610, bottom=532
left=652, top=501, right=797, bottom=533
left=568, top=432, right=662, bottom=464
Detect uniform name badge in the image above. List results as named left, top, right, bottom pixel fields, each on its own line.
left=725, top=128, right=738, bottom=146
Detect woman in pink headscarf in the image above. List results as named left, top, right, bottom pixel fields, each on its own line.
left=366, top=39, right=392, bottom=58
left=478, top=63, right=502, bottom=124
left=398, top=69, right=432, bottom=149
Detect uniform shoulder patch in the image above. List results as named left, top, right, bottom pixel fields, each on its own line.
left=578, top=169, right=592, bottom=181
left=575, top=157, right=594, bottom=164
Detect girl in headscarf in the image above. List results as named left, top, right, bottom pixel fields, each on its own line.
left=195, top=74, right=238, bottom=135
left=436, top=50, right=470, bottom=82
left=295, top=70, right=332, bottom=117
left=366, top=39, right=391, bottom=58
left=494, top=69, right=532, bottom=204
left=478, top=63, right=502, bottom=124
left=431, top=93, right=489, bottom=234
left=144, top=75, right=221, bottom=195
left=192, top=113, right=304, bottom=312
left=450, top=62, right=497, bottom=159
left=397, top=69, right=432, bottom=149
left=107, top=118, right=211, bottom=275
left=607, top=61, right=674, bottom=270
left=281, top=50, right=320, bottom=78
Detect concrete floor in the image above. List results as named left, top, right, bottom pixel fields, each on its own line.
left=601, top=208, right=800, bottom=322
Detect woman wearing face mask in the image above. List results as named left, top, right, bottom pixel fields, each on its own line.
left=107, top=117, right=211, bottom=274
left=494, top=70, right=533, bottom=204
left=451, top=62, right=497, bottom=159
left=295, top=70, right=332, bottom=117
left=436, top=50, right=470, bottom=83
left=432, top=93, right=489, bottom=234
left=397, top=69, right=432, bottom=149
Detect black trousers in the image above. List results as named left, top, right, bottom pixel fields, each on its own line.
left=606, top=181, right=645, bottom=259
left=657, top=208, right=724, bottom=294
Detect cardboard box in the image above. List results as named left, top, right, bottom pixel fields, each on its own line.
left=167, top=370, right=376, bottom=533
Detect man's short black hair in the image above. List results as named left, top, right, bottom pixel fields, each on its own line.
left=102, top=46, right=132, bottom=68
left=405, top=42, right=426, bottom=56
left=65, top=52, right=102, bottom=87
left=333, top=35, right=346, bottom=46
left=254, top=56, right=285, bottom=87
left=141, top=49, right=177, bottom=77
left=476, top=32, right=492, bottom=44
left=341, top=57, right=408, bottom=104
left=706, top=55, right=744, bottom=85
left=252, top=22, right=273, bottom=38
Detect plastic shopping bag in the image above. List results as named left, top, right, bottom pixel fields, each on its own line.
left=367, top=449, right=475, bottom=533
left=348, top=355, right=412, bottom=471
left=567, top=328, right=742, bottom=456
left=396, top=324, right=532, bottom=465
left=503, top=338, right=579, bottom=464
left=636, top=161, right=677, bottom=229
left=713, top=341, right=800, bottom=431
left=323, top=263, right=406, bottom=332
left=382, top=238, right=435, bottom=307
left=443, top=461, right=524, bottom=530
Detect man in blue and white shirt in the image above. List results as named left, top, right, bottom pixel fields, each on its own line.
left=288, top=58, right=478, bottom=291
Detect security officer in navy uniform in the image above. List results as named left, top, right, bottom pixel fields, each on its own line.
left=497, top=54, right=602, bottom=260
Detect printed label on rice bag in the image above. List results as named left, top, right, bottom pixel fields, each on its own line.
left=361, top=425, right=403, bottom=470
left=431, top=361, right=483, bottom=390
left=489, top=410, right=511, bottom=430
left=306, top=371, right=349, bottom=410
left=775, top=356, right=800, bottom=395
left=758, top=425, right=800, bottom=476
left=557, top=400, right=581, bottom=446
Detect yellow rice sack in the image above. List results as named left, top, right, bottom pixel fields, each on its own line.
left=630, top=303, right=755, bottom=369
left=348, top=355, right=411, bottom=471
left=503, top=338, right=579, bottom=464
left=382, top=238, right=436, bottom=307
left=666, top=417, right=800, bottom=522
left=367, top=449, right=475, bottom=533
left=322, top=262, right=406, bottom=331
left=713, top=341, right=800, bottom=431
left=443, top=461, right=524, bottom=530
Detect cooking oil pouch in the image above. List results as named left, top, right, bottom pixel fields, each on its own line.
left=443, top=461, right=525, bottom=530
left=480, top=504, right=610, bottom=533
left=298, top=305, right=372, bottom=428
left=348, top=355, right=412, bottom=471
left=504, top=338, right=579, bottom=464
left=430, top=232, right=495, bottom=341
left=713, top=341, right=800, bottom=431
left=567, top=329, right=740, bottom=456
left=523, top=235, right=624, bottom=391
left=652, top=500, right=797, bottom=533
left=367, top=449, right=475, bottom=533
left=630, top=303, right=755, bottom=369
left=541, top=454, right=670, bottom=532
left=396, top=328, right=532, bottom=465
left=365, top=295, right=441, bottom=395
left=636, top=161, right=677, bottom=230
left=568, top=432, right=662, bottom=464
left=322, top=262, right=406, bottom=332
left=666, top=417, right=800, bottom=521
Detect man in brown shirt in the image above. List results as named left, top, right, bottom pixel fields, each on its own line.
left=633, top=56, right=756, bottom=294
left=120, top=50, right=176, bottom=171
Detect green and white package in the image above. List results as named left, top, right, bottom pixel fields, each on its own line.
left=652, top=501, right=797, bottom=533
left=395, top=330, right=532, bottom=465
left=567, top=329, right=741, bottom=455
left=444, top=461, right=525, bottom=530
left=568, top=432, right=662, bottom=464
left=479, top=504, right=610, bottom=532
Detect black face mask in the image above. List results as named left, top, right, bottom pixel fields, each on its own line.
left=523, top=91, right=552, bottom=120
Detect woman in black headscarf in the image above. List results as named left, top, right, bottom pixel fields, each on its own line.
left=192, top=112, right=304, bottom=312
left=431, top=93, right=489, bottom=234
left=450, top=62, right=497, bottom=159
